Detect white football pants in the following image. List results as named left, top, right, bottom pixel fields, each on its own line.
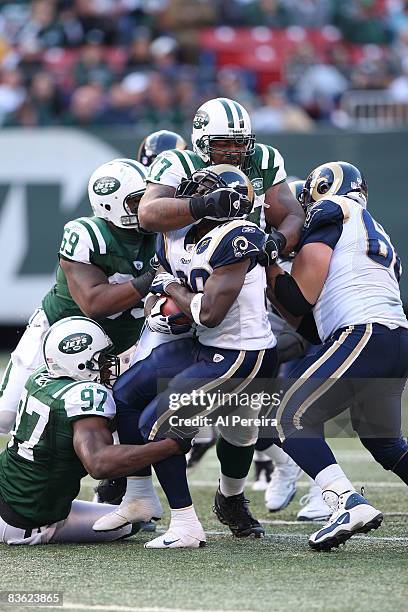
left=0, top=500, right=132, bottom=545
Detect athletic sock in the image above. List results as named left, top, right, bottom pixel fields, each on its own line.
left=219, top=475, right=246, bottom=497
left=122, top=475, right=155, bottom=504
left=315, top=464, right=355, bottom=509
left=170, top=505, right=200, bottom=525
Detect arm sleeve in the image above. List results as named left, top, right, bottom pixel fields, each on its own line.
left=59, top=220, right=94, bottom=264
left=63, top=383, right=116, bottom=422
left=147, top=151, right=188, bottom=188
left=209, top=224, right=266, bottom=269
left=296, top=313, right=322, bottom=345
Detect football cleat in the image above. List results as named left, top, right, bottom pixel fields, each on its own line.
left=213, top=488, right=265, bottom=538
left=140, top=520, right=157, bottom=533
left=264, top=460, right=302, bottom=512
left=252, top=459, right=273, bottom=491
left=186, top=439, right=216, bottom=470
left=144, top=523, right=206, bottom=549
left=308, top=490, right=383, bottom=551
left=94, top=478, right=126, bottom=505
left=92, top=491, right=163, bottom=532
left=297, top=485, right=332, bottom=522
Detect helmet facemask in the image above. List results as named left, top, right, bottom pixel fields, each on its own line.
left=197, top=135, right=255, bottom=171
left=84, top=345, right=120, bottom=388
left=122, top=189, right=152, bottom=233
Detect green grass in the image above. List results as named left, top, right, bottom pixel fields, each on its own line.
left=0, top=435, right=407, bottom=612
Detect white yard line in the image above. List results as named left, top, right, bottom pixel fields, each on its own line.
left=201, top=529, right=408, bottom=542
left=61, top=605, right=241, bottom=612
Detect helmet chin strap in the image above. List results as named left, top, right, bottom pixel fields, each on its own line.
left=346, top=191, right=367, bottom=208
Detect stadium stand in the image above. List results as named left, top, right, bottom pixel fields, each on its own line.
left=0, top=0, right=408, bottom=129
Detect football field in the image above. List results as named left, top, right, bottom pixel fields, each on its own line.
left=0, top=432, right=407, bottom=612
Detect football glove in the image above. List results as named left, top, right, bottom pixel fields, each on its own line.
left=257, top=230, right=287, bottom=266
left=146, top=298, right=191, bottom=335
left=189, top=188, right=252, bottom=222
left=166, top=423, right=199, bottom=454
left=150, top=272, right=181, bottom=296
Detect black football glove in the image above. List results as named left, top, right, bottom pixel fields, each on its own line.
left=257, top=230, right=287, bottom=266
left=189, top=188, right=252, bottom=222
left=166, top=423, right=199, bottom=454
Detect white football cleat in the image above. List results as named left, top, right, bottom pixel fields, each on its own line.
left=144, top=522, right=206, bottom=549
left=309, top=490, right=383, bottom=551
left=252, top=460, right=273, bottom=491
left=297, top=485, right=332, bottom=522
left=264, top=459, right=302, bottom=512
left=92, top=492, right=163, bottom=532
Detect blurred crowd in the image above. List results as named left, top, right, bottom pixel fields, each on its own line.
left=1, top=0, right=408, bottom=131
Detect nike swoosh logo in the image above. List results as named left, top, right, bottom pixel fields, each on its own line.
left=163, top=538, right=180, bottom=546
left=336, top=514, right=349, bottom=525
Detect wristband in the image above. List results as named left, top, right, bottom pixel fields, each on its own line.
left=271, top=230, right=287, bottom=255
left=131, top=268, right=155, bottom=298
left=190, top=292, right=204, bottom=325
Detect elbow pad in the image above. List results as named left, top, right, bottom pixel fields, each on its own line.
left=296, top=313, right=322, bottom=345
left=274, top=272, right=314, bottom=317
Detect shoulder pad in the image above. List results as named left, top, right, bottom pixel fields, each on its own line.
left=304, top=196, right=349, bottom=232
left=253, top=143, right=286, bottom=188
left=148, top=149, right=201, bottom=186
left=208, top=221, right=265, bottom=269
left=62, top=382, right=116, bottom=421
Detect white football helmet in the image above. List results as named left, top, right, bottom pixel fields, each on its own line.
left=191, top=97, right=255, bottom=169
left=88, top=158, right=148, bottom=230
left=43, top=317, right=119, bottom=386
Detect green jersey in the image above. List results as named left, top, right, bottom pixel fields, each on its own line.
left=0, top=367, right=115, bottom=527
left=42, top=216, right=155, bottom=354
left=147, top=144, right=287, bottom=229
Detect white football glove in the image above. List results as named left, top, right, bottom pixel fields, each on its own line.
left=146, top=298, right=173, bottom=334
left=146, top=298, right=191, bottom=336
left=150, top=272, right=181, bottom=296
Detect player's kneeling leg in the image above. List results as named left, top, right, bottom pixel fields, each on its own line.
left=52, top=500, right=140, bottom=543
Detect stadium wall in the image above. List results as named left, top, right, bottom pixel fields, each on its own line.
left=0, top=127, right=406, bottom=325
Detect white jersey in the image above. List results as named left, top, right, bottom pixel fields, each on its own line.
left=299, top=195, right=408, bottom=342
left=156, top=220, right=276, bottom=351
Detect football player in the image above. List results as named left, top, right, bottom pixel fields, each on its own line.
left=137, top=129, right=187, bottom=167
left=128, top=98, right=305, bottom=530
left=138, top=97, right=304, bottom=250
left=0, top=317, right=187, bottom=545
left=93, top=165, right=278, bottom=547
left=258, top=179, right=331, bottom=521
left=261, top=161, right=408, bottom=550
left=93, top=130, right=185, bottom=511
left=0, top=159, right=156, bottom=434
